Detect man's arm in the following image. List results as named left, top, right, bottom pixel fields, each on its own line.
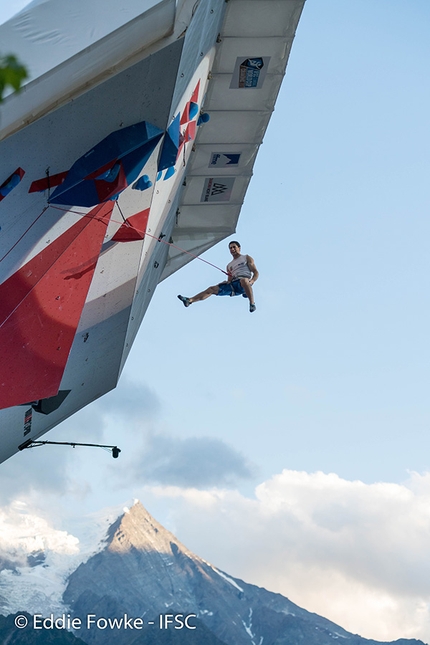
left=246, top=255, right=259, bottom=285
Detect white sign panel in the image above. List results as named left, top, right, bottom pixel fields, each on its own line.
left=201, top=177, right=235, bottom=202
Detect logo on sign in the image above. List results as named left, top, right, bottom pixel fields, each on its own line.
left=230, top=56, right=270, bottom=89
left=201, top=177, right=235, bottom=203
left=209, top=153, right=241, bottom=168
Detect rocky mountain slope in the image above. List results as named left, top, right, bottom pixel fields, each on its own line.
left=63, top=502, right=427, bottom=645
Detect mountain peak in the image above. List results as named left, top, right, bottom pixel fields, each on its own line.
left=63, top=503, right=427, bottom=645
left=105, top=500, right=193, bottom=559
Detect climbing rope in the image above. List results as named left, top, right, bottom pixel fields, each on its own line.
left=113, top=201, right=228, bottom=275
left=0, top=205, right=49, bottom=264
left=0, top=201, right=229, bottom=277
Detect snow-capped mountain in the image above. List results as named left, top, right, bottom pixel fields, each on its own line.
left=0, top=501, right=426, bottom=645
left=63, top=502, right=426, bottom=645
left=0, top=500, right=121, bottom=618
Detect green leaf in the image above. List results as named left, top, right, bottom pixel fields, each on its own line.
left=0, top=54, right=28, bottom=102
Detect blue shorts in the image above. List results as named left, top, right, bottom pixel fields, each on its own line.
left=217, top=278, right=246, bottom=297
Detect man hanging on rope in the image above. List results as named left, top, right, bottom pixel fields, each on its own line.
left=178, top=241, right=259, bottom=313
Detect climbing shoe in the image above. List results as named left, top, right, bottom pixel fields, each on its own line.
left=177, top=295, right=191, bottom=307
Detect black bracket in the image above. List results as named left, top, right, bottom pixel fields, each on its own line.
left=18, top=439, right=121, bottom=459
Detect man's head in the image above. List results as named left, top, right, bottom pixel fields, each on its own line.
left=228, top=241, right=241, bottom=257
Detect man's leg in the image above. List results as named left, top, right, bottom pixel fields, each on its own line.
left=178, top=285, right=220, bottom=306
left=189, top=285, right=219, bottom=303
left=239, top=278, right=255, bottom=306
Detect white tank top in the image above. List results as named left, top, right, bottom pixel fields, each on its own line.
left=227, top=254, right=252, bottom=279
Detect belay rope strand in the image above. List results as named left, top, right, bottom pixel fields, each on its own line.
left=0, top=205, right=49, bottom=264
left=0, top=201, right=229, bottom=277
left=114, top=200, right=229, bottom=276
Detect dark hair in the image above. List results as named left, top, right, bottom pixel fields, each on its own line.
left=229, top=240, right=241, bottom=248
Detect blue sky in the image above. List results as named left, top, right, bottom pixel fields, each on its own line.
left=124, top=0, right=430, bottom=486
left=1, top=0, right=430, bottom=641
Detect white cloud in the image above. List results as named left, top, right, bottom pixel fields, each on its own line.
left=147, top=470, right=430, bottom=643
left=0, top=500, right=79, bottom=556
